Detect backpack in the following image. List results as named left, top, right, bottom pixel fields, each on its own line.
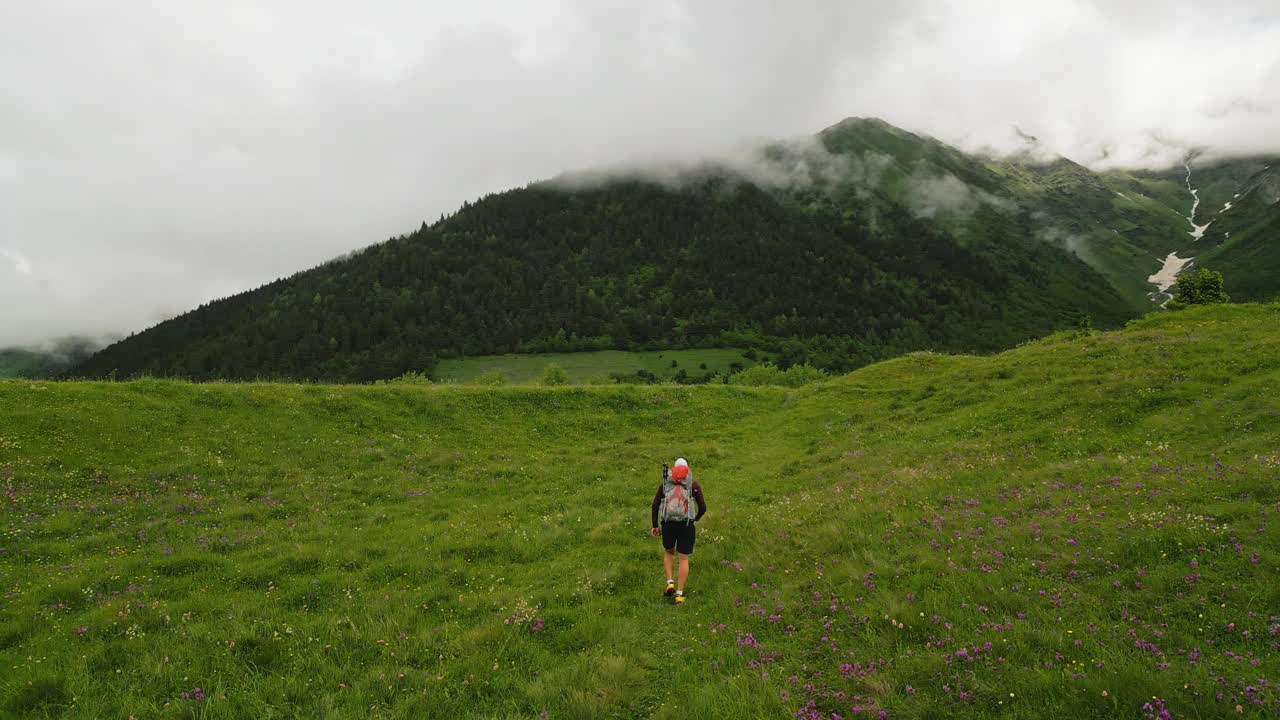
left=660, top=471, right=696, bottom=523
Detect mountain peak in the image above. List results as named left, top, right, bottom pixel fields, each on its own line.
left=820, top=116, right=901, bottom=135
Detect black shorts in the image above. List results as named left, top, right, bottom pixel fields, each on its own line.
left=661, top=520, right=696, bottom=555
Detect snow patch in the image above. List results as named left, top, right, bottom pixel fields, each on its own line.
left=1148, top=252, right=1192, bottom=293
left=1183, top=163, right=1212, bottom=240
left=1148, top=252, right=1194, bottom=307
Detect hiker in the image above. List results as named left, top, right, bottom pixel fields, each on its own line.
left=650, top=457, right=706, bottom=604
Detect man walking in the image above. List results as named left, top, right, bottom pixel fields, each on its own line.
left=650, top=457, right=706, bottom=604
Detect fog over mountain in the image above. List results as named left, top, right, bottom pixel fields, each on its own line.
left=2, top=0, right=1278, bottom=346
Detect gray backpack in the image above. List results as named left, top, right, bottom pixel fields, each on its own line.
left=660, top=472, right=696, bottom=523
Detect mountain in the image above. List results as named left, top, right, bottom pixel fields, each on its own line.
left=1091, top=155, right=1280, bottom=304
left=816, top=119, right=1278, bottom=308
left=1181, top=157, right=1280, bottom=301
left=73, top=118, right=1278, bottom=382
left=0, top=337, right=101, bottom=379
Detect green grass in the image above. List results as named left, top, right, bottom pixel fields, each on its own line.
left=2, top=304, right=1279, bottom=719
left=435, top=348, right=759, bottom=384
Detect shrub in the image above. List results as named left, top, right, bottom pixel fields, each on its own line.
left=390, top=370, right=433, bottom=385
left=541, top=364, right=569, bottom=386
left=727, top=362, right=828, bottom=387
left=1167, top=268, right=1229, bottom=309
left=779, top=363, right=829, bottom=386
left=609, top=370, right=658, bottom=385
left=474, top=369, right=508, bottom=386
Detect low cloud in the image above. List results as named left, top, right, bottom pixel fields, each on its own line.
left=549, top=135, right=856, bottom=193
left=725, top=138, right=854, bottom=191
left=906, top=174, right=975, bottom=219
left=1037, top=225, right=1100, bottom=267
left=0, top=248, right=33, bottom=276
left=905, top=171, right=1016, bottom=220
left=3, top=335, right=107, bottom=362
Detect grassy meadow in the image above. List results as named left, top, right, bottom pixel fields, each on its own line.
left=434, top=348, right=758, bottom=385
left=2, top=304, right=1279, bottom=719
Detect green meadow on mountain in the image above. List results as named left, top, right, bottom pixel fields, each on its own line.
left=3, top=303, right=1278, bottom=718
left=1183, top=158, right=1280, bottom=301
left=0, top=349, right=63, bottom=379
left=68, top=118, right=1279, bottom=384
left=818, top=119, right=1278, bottom=309
left=0, top=340, right=100, bottom=380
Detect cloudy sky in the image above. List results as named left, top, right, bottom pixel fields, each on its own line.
left=2, top=0, right=1278, bottom=347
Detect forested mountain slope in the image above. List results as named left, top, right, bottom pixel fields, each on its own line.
left=74, top=165, right=1129, bottom=381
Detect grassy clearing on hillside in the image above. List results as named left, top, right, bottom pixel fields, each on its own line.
left=0, top=350, right=64, bottom=380
left=2, top=305, right=1279, bottom=719
left=435, top=348, right=758, bottom=384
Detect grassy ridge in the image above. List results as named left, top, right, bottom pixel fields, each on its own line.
left=2, top=305, right=1279, bottom=719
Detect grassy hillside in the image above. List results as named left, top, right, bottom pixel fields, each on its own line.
left=1200, top=203, right=1280, bottom=303
left=1114, top=157, right=1280, bottom=303
left=436, top=348, right=758, bottom=385
left=1184, top=156, right=1277, bottom=221
left=4, top=305, right=1279, bottom=719
left=1194, top=162, right=1280, bottom=302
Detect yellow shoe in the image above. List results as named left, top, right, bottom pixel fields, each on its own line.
left=664, top=581, right=676, bottom=596
left=674, top=592, right=686, bottom=604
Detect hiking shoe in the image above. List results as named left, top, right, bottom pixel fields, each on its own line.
left=664, top=580, right=676, bottom=596
left=674, top=592, right=686, bottom=604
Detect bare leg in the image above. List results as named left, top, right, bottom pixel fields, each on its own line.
left=664, top=549, right=675, bottom=581
left=677, top=554, right=690, bottom=592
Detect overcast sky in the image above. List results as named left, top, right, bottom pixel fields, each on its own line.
left=3, top=0, right=1278, bottom=347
